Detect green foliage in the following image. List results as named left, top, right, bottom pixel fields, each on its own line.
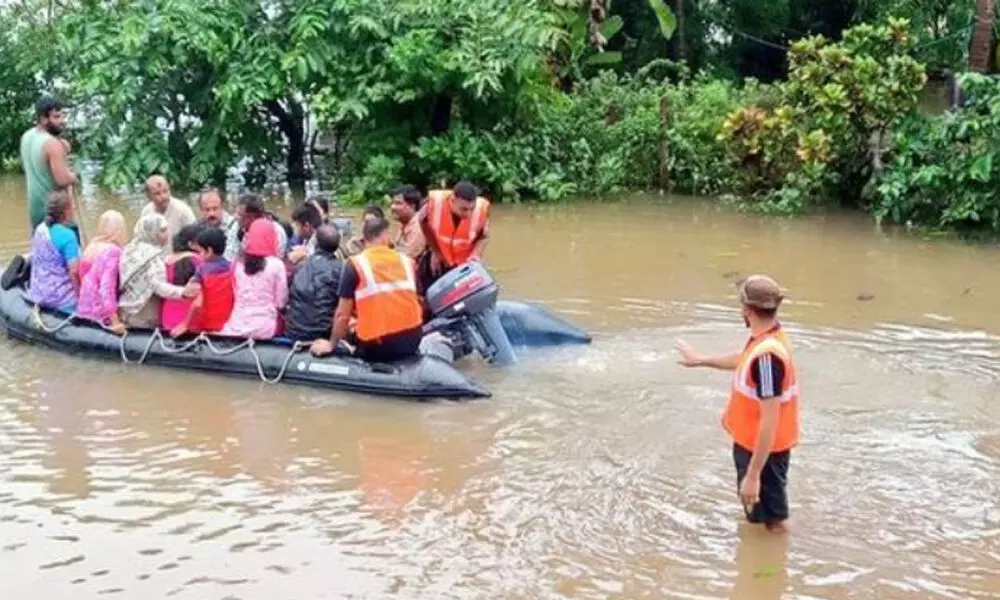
left=336, top=155, right=407, bottom=206
left=664, top=76, right=766, bottom=196
left=646, top=0, right=678, bottom=39
left=0, top=4, right=46, bottom=171
left=3, top=0, right=997, bottom=239
left=858, top=0, right=975, bottom=71
left=719, top=19, right=927, bottom=213
left=54, top=0, right=279, bottom=189
left=413, top=71, right=665, bottom=202
left=873, top=74, right=1000, bottom=232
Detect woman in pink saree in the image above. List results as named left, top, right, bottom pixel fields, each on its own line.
left=76, top=210, right=128, bottom=332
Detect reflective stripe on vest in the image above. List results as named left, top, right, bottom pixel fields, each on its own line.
left=353, top=250, right=418, bottom=300
left=426, top=190, right=489, bottom=265
left=731, top=337, right=799, bottom=404
left=350, top=246, right=423, bottom=342
left=723, top=330, right=800, bottom=452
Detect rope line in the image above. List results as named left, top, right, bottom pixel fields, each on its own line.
left=119, top=329, right=160, bottom=365
left=31, top=305, right=77, bottom=334
left=116, top=328, right=310, bottom=385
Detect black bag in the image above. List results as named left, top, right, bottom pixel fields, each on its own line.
left=1, top=254, right=30, bottom=291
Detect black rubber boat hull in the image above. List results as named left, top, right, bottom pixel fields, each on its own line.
left=495, top=300, right=593, bottom=347
left=0, top=286, right=490, bottom=400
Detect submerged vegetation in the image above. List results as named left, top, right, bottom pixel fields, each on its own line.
left=1, top=0, right=998, bottom=233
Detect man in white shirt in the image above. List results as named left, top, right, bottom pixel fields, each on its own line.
left=139, top=175, right=196, bottom=247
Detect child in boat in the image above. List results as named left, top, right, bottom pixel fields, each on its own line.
left=160, top=224, right=204, bottom=333
left=169, top=227, right=234, bottom=338
left=219, top=219, right=288, bottom=340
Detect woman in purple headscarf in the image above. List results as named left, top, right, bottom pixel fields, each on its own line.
left=28, top=189, right=81, bottom=313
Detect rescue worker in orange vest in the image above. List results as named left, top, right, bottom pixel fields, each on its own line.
left=310, top=216, right=424, bottom=363
left=417, top=180, right=490, bottom=285
left=675, top=275, right=799, bottom=531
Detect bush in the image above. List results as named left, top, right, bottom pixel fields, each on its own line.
left=873, top=74, right=1000, bottom=232
left=663, top=76, right=763, bottom=196
left=719, top=18, right=927, bottom=213
left=409, top=71, right=756, bottom=203
left=412, top=71, right=664, bottom=202
left=335, top=154, right=407, bottom=206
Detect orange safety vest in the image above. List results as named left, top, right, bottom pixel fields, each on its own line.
left=425, top=189, right=490, bottom=268
left=351, top=245, right=423, bottom=342
left=722, top=326, right=800, bottom=452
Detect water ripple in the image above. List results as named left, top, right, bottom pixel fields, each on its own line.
left=2, top=317, right=999, bottom=599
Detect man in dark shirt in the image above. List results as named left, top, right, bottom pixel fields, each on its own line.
left=310, top=217, right=424, bottom=362
left=284, top=225, right=344, bottom=342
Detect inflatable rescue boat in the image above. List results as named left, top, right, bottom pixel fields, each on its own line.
left=0, top=257, right=591, bottom=400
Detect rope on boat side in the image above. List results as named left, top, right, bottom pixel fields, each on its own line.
left=31, top=305, right=77, bottom=334
left=117, top=328, right=311, bottom=385
left=119, top=329, right=160, bottom=365
left=247, top=339, right=311, bottom=384
left=200, top=335, right=253, bottom=356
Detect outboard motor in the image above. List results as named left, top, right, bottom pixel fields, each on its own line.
left=423, top=261, right=517, bottom=366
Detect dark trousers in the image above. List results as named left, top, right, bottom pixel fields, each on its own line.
left=354, top=327, right=423, bottom=363
left=733, top=443, right=791, bottom=525
left=416, top=251, right=457, bottom=291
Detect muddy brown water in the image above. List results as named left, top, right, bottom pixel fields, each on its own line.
left=0, top=176, right=998, bottom=599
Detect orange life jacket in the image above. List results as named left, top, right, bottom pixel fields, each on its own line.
left=425, top=189, right=490, bottom=268
left=351, top=245, right=423, bottom=342
left=722, top=326, right=800, bottom=452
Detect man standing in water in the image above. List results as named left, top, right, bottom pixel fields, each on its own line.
left=675, top=275, right=799, bottom=531
left=21, top=97, right=78, bottom=233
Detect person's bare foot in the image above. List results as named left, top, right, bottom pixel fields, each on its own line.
left=765, top=519, right=790, bottom=533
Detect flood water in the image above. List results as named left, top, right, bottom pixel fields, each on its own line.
left=1, top=176, right=998, bottom=599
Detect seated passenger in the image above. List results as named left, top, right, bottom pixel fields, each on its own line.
left=160, top=224, right=205, bottom=333
left=340, top=204, right=385, bottom=259
left=28, top=190, right=81, bottom=313
left=287, top=202, right=323, bottom=266
left=309, top=195, right=330, bottom=224
left=311, top=217, right=423, bottom=363
left=169, top=227, right=234, bottom=337
left=219, top=219, right=288, bottom=340
left=227, top=193, right=288, bottom=261
left=285, top=224, right=343, bottom=342
left=288, top=196, right=330, bottom=253
left=119, top=214, right=195, bottom=329
left=77, top=210, right=128, bottom=331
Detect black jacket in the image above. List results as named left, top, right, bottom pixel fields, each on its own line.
left=285, top=251, right=343, bottom=341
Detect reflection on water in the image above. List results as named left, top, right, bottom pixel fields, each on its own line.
left=1, top=177, right=999, bottom=599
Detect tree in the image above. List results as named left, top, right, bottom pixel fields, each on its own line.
left=969, top=0, right=996, bottom=72
left=858, top=0, right=976, bottom=73
left=0, top=1, right=53, bottom=168
left=306, top=0, right=564, bottom=185
left=54, top=0, right=275, bottom=189
left=42, top=0, right=564, bottom=191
